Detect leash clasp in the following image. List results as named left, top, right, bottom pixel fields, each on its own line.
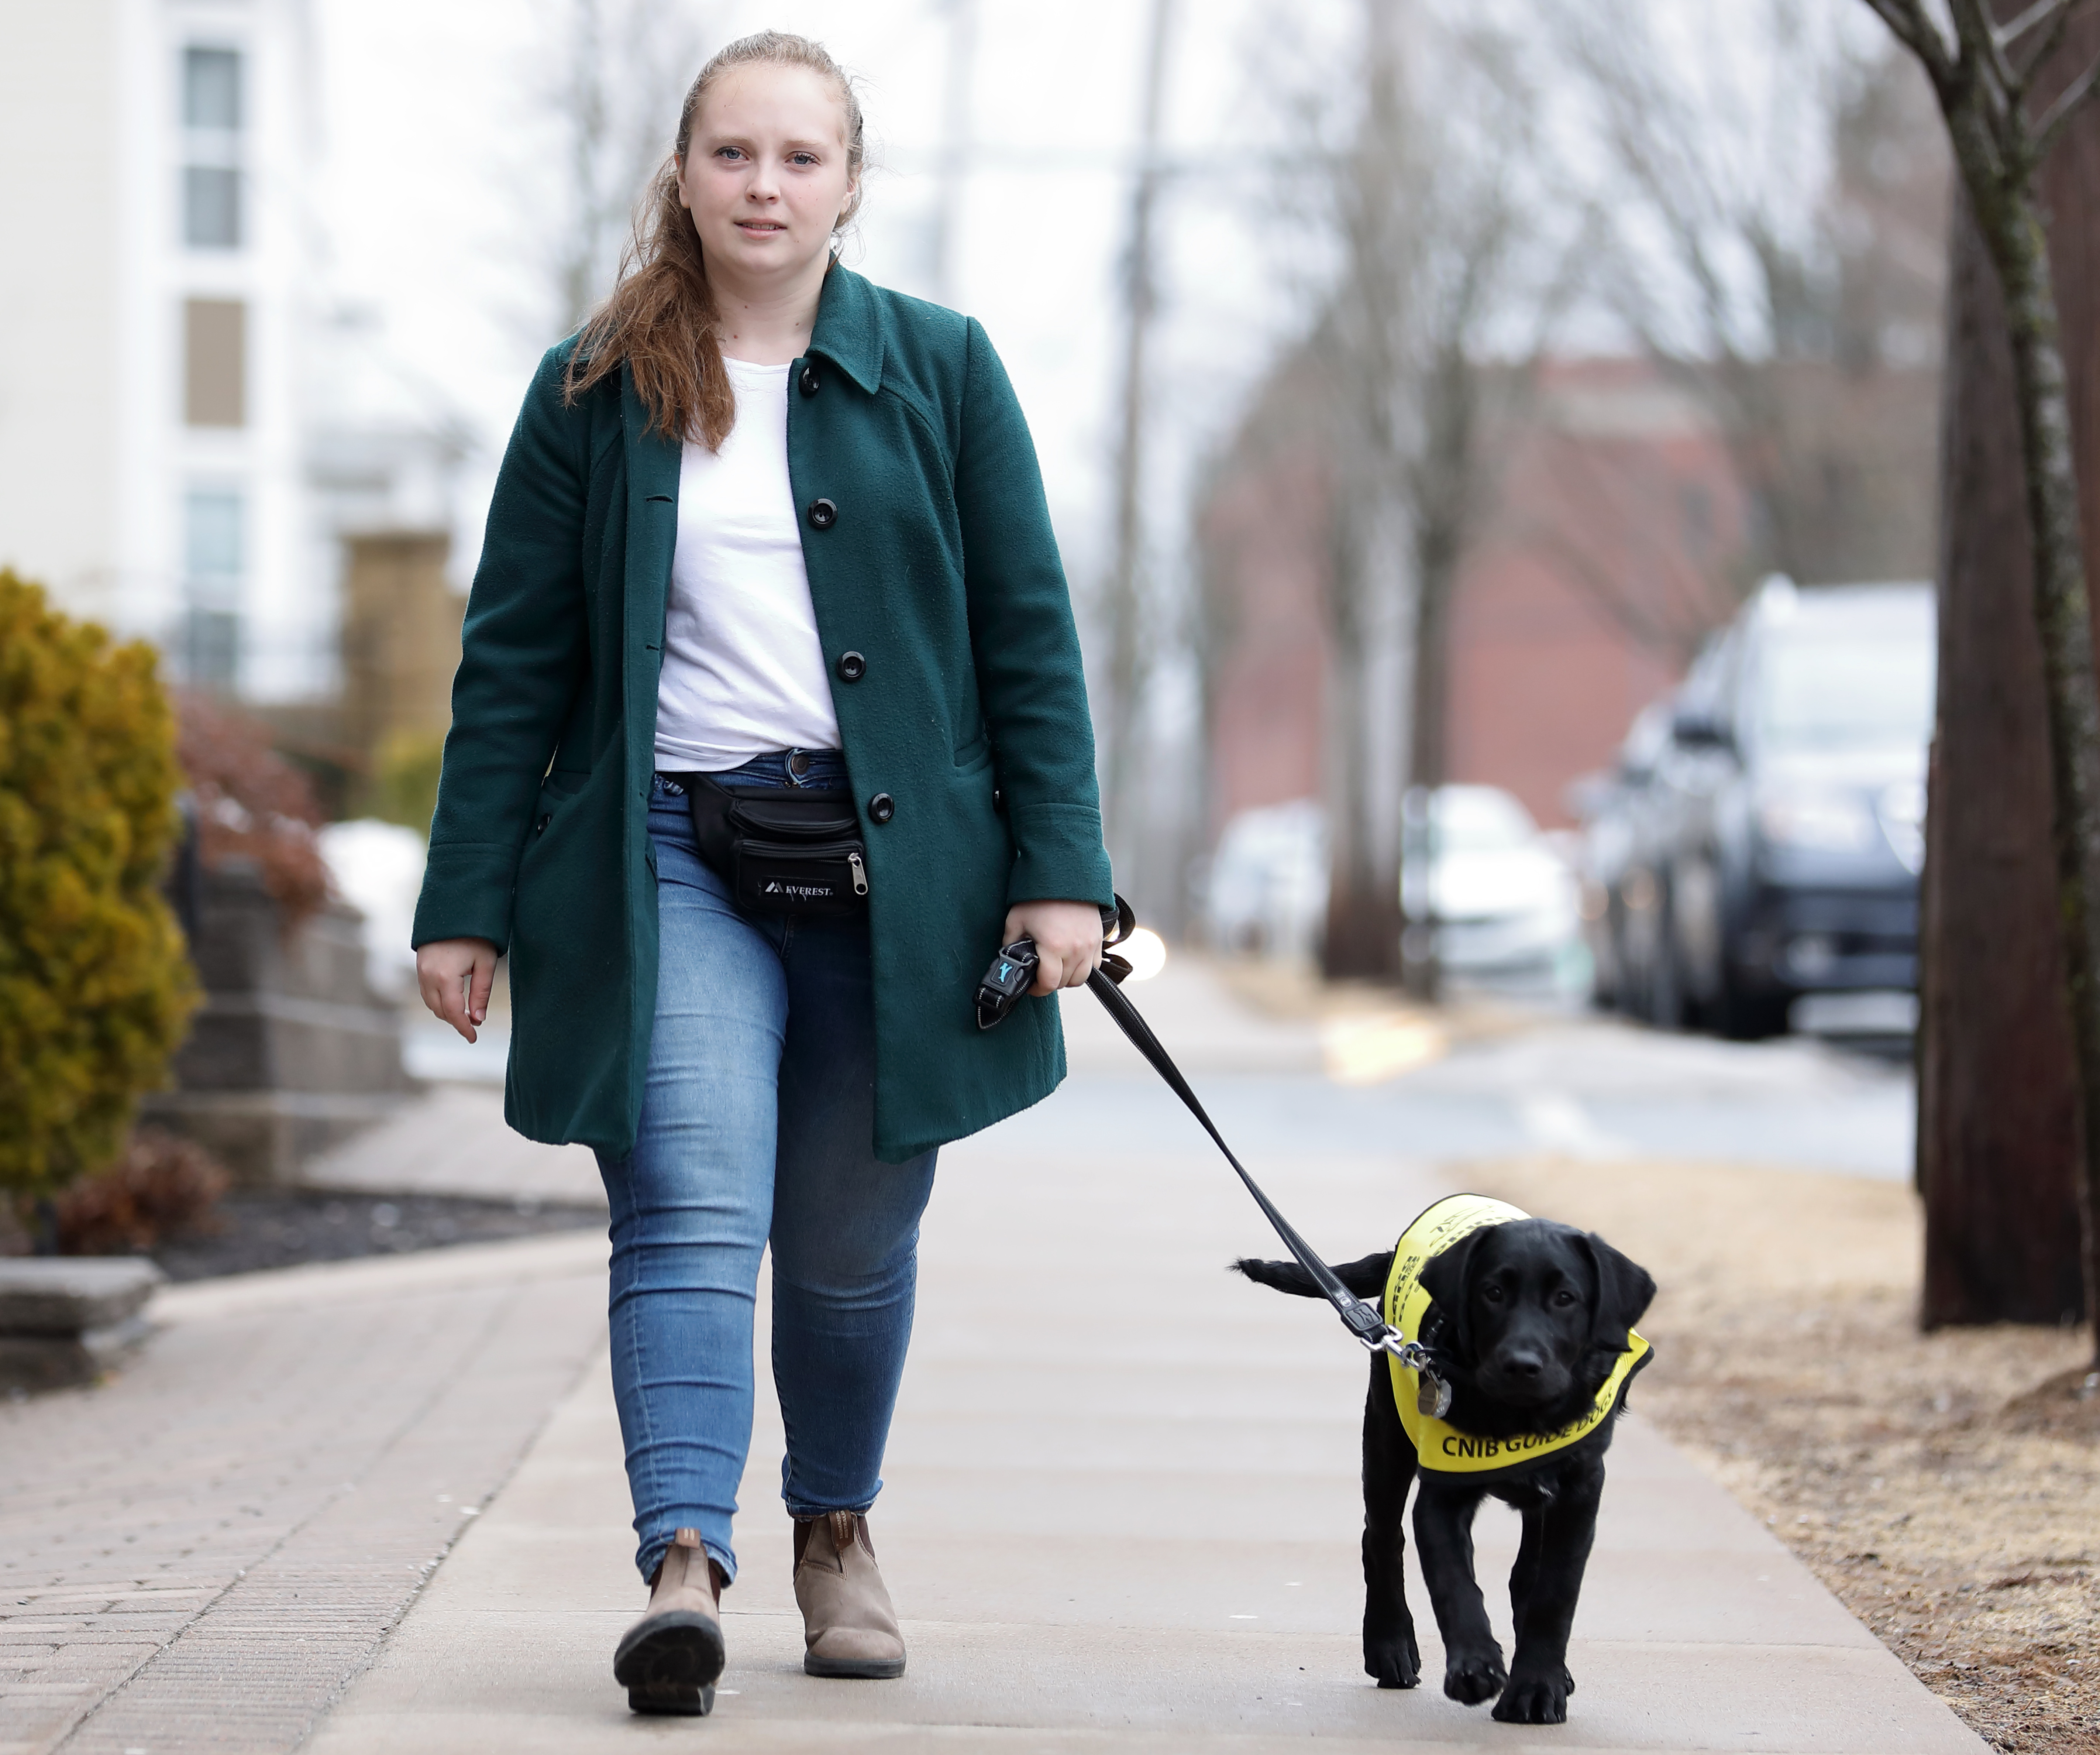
left=1363, top=1326, right=1454, bottom=1418
left=1368, top=1330, right=1435, bottom=1372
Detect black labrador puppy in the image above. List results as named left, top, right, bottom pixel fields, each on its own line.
left=1238, top=1196, right=1655, bottom=1726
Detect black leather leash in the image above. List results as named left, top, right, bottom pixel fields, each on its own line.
left=976, top=897, right=1413, bottom=1361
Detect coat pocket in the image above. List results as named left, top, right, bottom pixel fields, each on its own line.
left=529, top=770, right=586, bottom=841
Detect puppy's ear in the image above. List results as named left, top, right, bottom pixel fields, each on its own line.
left=1418, top=1228, right=1495, bottom=1362
left=1579, top=1233, right=1656, bottom=1352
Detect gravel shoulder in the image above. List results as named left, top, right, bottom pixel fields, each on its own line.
left=1472, top=1153, right=2099, bottom=1755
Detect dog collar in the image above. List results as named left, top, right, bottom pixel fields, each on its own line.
left=1383, top=1194, right=1651, bottom=1476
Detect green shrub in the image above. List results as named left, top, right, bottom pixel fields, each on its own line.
left=371, top=727, right=447, bottom=838
left=0, top=571, right=201, bottom=1202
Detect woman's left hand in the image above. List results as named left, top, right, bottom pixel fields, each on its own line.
left=1003, top=900, right=1105, bottom=995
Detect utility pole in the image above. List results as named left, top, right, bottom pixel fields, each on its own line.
left=928, top=0, right=979, bottom=309
left=1101, top=0, right=1177, bottom=879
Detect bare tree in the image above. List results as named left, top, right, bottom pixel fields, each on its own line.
left=1918, top=189, right=2088, bottom=1330
left=926, top=0, right=981, bottom=311
left=1099, top=0, right=1179, bottom=884
left=537, top=0, right=718, bottom=337
left=1862, top=0, right=2100, bottom=1363
left=1305, top=0, right=1545, bottom=989
left=1560, top=0, right=1949, bottom=589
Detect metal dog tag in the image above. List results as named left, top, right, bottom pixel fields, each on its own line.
left=1418, top=1373, right=1453, bottom=1419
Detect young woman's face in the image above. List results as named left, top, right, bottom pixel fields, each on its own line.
left=678, top=65, right=855, bottom=289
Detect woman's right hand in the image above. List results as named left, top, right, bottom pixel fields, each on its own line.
left=417, top=937, right=502, bottom=1043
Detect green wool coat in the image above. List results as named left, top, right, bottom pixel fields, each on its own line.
left=410, top=265, right=1113, bottom=1162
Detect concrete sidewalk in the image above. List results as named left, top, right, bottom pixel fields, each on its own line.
left=2, top=959, right=1982, bottom=1752
left=301, top=964, right=1978, bottom=1754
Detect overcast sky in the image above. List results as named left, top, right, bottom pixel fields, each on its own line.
left=309, top=0, right=1890, bottom=686
left=312, top=0, right=1299, bottom=601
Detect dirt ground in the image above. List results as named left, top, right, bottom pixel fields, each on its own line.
left=1474, top=1154, right=2100, bottom=1755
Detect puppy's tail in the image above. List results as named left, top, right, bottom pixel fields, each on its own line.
left=1232, top=1249, right=1393, bottom=1300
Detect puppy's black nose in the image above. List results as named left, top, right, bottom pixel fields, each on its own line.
left=1502, top=1350, right=1545, bottom=1382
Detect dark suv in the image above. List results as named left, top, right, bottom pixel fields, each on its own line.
left=1594, top=578, right=1933, bottom=1037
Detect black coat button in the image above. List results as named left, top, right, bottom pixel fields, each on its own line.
left=836, top=650, right=866, bottom=682
left=808, top=497, right=838, bottom=530
left=868, top=792, right=895, bottom=824
left=799, top=365, right=820, bottom=397
left=536, top=814, right=552, bottom=835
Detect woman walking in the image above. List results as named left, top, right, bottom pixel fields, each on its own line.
left=411, top=30, right=1111, bottom=1717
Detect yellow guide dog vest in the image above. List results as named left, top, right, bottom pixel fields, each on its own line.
left=1384, top=1193, right=1651, bottom=1476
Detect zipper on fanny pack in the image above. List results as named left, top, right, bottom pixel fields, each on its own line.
left=727, top=808, right=860, bottom=842
left=741, top=834, right=869, bottom=875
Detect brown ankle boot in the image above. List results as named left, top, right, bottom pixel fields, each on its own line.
left=793, top=1511, right=906, bottom=1678
left=614, top=1528, right=728, bottom=1714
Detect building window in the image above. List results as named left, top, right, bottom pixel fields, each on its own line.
left=185, top=487, right=244, bottom=587
left=184, top=298, right=247, bottom=426
left=183, top=47, right=241, bottom=128
left=181, top=47, right=244, bottom=250
left=185, top=166, right=241, bottom=249
left=182, top=610, right=242, bottom=692
left=183, top=487, right=244, bottom=692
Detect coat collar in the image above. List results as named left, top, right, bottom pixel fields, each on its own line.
left=806, top=262, right=884, bottom=396
left=618, top=260, right=881, bottom=492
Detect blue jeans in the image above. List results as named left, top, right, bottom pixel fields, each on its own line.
left=596, top=752, right=938, bottom=1586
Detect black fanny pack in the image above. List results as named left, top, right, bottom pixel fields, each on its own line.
left=670, top=774, right=869, bottom=916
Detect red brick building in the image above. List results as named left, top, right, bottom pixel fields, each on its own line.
left=1195, top=356, right=1750, bottom=836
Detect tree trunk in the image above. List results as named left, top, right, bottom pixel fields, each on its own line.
left=1918, top=11, right=2100, bottom=1331
left=1398, top=546, right=1454, bottom=1001
left=1323, top=490, right=1403, bottom=979
left=1098, top=0, right=1176, bottom=878
left=1397, top=347, right=1473, bottom=1003
left=1919, top=193, right=2085, bottom=1326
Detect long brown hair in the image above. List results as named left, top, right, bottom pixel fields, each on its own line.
left=563, top=31, right=865, bottom=448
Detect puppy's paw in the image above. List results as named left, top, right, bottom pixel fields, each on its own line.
left=1363, top=1626, right=1420, bottom=1689
left=1493, top=1666, right=1572, bottom=1724
left=1442, top=1646, right=1507, bottom=1706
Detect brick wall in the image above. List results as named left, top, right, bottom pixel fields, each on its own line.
left=1197, top=357, right=1749, bottom=837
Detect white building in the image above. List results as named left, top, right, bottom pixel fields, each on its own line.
left=0, top=0, right=343, bottom=700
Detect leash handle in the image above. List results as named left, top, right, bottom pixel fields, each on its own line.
left=1083, top=964, right=1393, bottom=1348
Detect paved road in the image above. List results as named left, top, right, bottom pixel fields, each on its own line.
left=392, top=961, right=1913, bottom=1199
left=1051, top=969, right=1914, bottom=1182
left=3, top=957, right=1961, bottom=1752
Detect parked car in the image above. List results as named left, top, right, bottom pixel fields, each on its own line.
left=1420, top=785, right=1581, bottom=983
left=1592, top=578, right=1934, bottom=1036
left=1569, top=701, right=1674, bottom=1011
left=1203, top=798, right=1329, bottom=960
left=1205, top=787, right=1579, bottom=983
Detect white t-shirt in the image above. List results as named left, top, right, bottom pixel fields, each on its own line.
left=653, top=356, right=841, bottom=770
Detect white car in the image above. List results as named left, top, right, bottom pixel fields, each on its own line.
left=1203, top=787, right=1579, bottom=979
left=1202, top=799, right=1329, bottom=960
left=1423, top=786, right=1582, bottom=978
